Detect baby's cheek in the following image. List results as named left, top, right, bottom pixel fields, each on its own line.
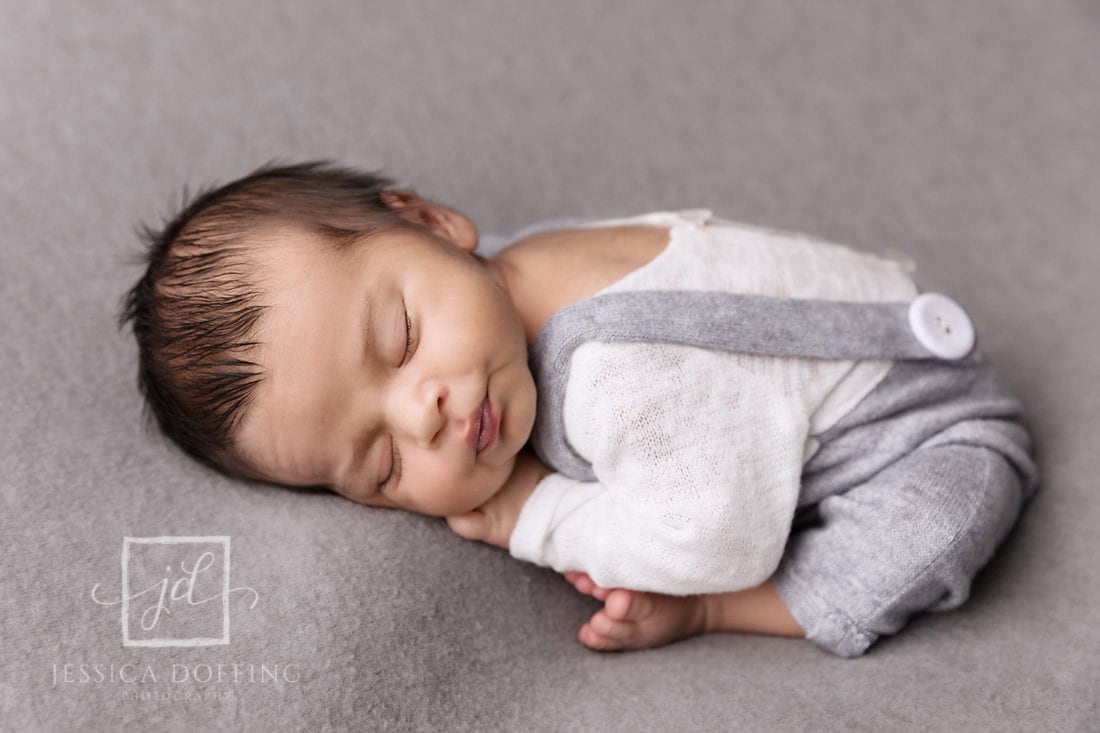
left=438, top=468, right=504, bottom=517
left=402, top=467, right=474, bottom=516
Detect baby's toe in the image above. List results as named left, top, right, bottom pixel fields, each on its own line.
left=578, top=622, right=624, bottom=651
left=604, top=589, right=653, bottom=622
left=564, top=572, right=610, bottom=599
left=588, top=610, right=641, bottom=645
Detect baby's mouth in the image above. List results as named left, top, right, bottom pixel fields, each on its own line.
left=475, top=395, right=498, bottom=454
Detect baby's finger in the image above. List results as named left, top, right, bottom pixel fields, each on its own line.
left=563, top=572, right=584, bottom=594
left=588, top=584, right=612, bottom=601
left=563, top=571, right=592, bottom=592
left=563, top=571, right=594, bottom=590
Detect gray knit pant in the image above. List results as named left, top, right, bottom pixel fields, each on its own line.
left=774, top=357, right=1038, bottom=657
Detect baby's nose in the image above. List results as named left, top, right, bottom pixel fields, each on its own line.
left=401, top=377, right=447, bottom=446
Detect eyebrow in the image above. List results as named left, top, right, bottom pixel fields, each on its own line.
left=360, top=291, right=374, bottom=363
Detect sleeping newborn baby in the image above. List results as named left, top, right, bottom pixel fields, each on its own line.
left=123, top=162, right=1037, bottom=658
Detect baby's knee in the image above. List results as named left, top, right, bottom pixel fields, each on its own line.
left=856, top=444, right=1026, bottom=648
left=778, top=443, right=1028, bottom=657
left=910, top=444, right=1025, bottom=610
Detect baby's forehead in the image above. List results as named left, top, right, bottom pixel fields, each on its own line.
left=247, top=226, right=347, bottom=289
left=246, top=226, right=382, bottom=361
left=250, top=222, right=331, bottom=257
left=254, top=225, right=422, bottom=353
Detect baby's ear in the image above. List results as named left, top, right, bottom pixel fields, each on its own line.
left=380, top=190, right=479, bottom=252
left=379, top=189, right=423, bottom=212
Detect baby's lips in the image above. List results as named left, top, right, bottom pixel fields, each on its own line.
left=475, top=395, right=498, bottom=454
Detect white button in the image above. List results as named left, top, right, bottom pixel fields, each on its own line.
left=908, top=293, right=975, bottom=360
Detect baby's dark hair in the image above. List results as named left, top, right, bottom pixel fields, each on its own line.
left=121, top=161, right=409, bottom=477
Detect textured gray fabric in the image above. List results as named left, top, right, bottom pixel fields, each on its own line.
left=778, top=359, right=1037, bottom=658
left=782, top=442, right=1027, bottom=659
left=530, top=289, right=958, bottom=481
left=2, top=1, right=1098, bottom=730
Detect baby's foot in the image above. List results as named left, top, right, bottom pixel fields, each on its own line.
left=563, top=571, right=708, bottom=651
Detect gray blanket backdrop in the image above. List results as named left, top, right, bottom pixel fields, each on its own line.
left=2, top=1, right=1097, bottom=730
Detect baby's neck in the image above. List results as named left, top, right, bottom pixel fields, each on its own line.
left=488, top=224, right=672, bottom=344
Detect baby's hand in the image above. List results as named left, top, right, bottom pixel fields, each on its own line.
left=446, top=450, right=550, bottom=550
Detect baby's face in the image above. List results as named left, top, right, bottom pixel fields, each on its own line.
left=234, top=211, right=536, bottom=517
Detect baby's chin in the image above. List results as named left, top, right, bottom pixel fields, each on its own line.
left=483, top=457, right=517, bottom=493
left=464, top=452, right=520, bottom=510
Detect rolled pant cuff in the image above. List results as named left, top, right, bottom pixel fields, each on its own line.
left=774, top=570, right=876, bottom=659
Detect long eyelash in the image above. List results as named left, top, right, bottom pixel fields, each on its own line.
left=403, top=310, right=414, bottom=363
left=380, top=307, right=411, bottom=492
left=384, top=438, right=401, bottom=490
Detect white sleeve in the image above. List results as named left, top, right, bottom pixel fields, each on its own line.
left=508, top=342, right=810, bottom=595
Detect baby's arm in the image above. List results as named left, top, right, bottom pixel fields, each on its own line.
left=445, top=452, right=805, bottom=652
left=446, top=450, right=551, bottom=549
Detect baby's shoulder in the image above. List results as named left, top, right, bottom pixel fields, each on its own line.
left=493, top=224, right=671, bottom=341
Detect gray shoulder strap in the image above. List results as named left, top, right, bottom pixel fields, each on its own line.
left=528, top=289, right=977, bottom=480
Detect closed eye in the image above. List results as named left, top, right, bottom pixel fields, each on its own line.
left=400, top=305, right=416, bottom=365
left=380, top=436, right=401, bottom=490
